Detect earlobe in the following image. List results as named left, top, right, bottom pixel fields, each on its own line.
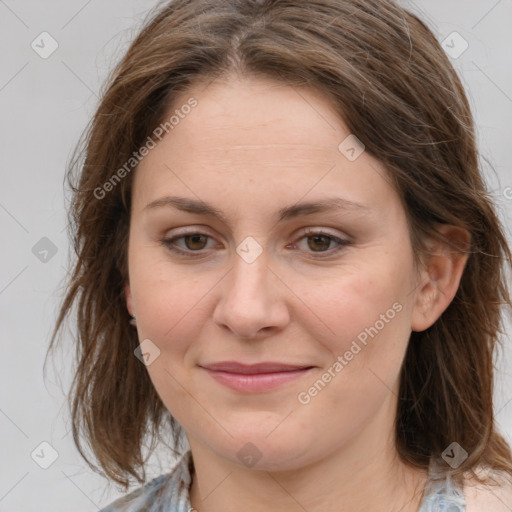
left=411, top=225, right=471, bottom=332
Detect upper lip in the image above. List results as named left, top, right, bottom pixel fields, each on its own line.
left=200, top=361, right=313, bottom=374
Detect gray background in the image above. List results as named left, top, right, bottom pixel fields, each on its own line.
left=1, top=1, right=511, bottom=510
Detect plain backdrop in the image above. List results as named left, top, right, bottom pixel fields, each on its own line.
left=1, top=1, right=511, bottom=510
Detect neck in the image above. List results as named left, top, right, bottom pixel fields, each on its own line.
left=190, top=458, right=427, bottom=512
left=188, top=400, right=429, bottom=512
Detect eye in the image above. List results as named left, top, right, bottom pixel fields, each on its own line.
left=161, top=232, right=216, bottom=258
left=290, top=229, right=351, bottom=258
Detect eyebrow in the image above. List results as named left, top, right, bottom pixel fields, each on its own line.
left=143, top=195, right=373, bottom=225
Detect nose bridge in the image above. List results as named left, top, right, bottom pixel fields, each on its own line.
left=213, top=239, right=289, bottom=338
left=229, top=239, right=271, bottom=301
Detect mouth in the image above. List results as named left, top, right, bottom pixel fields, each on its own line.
left=199, top=361, right=315, bottom=393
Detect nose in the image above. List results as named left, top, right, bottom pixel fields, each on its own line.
left=212, top=248, right=290, bottom=340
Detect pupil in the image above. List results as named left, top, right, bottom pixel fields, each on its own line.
left=186, top=235, right=206, bottom=250
left=308, top=235, right=329, bottom=251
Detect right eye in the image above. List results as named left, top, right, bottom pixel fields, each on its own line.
left=160, top=232, right=217, bottom=257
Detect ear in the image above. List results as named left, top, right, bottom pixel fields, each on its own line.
left=125, top=282, right=134, bottom=316
left=411, top=224, right=471, bottom=332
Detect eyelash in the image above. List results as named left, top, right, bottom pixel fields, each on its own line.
left=160, top=229, right=351, bottom=259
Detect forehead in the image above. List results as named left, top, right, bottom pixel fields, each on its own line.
left=132, top=75, right=399, bottom=220
left=170, top=75, right=346, bottom=152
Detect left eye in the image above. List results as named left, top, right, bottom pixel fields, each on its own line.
left=161, top=230, right=350, bottom=258
left=292, top=230, right=350, bottom=255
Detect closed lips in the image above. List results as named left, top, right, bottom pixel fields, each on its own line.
left=200, top=362, right=314, bottom=374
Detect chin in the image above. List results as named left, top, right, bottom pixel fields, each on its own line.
left=208, top=428, right=317, bottom=472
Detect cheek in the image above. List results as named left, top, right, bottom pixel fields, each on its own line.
left=296, top=266, right=412, bottom=429
left=295, top=261, right=410, bottom=355
left=128, top=256, right=213, bottom=423
left=128, top=248, right=214, bottom=354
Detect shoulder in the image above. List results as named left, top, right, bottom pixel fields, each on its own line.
left=99, top=473, right=172, bottom=512
left=98, top=451, right=193, bottom=512
left=463, top=466, right=512, bottom=512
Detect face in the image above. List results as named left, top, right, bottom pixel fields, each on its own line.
left=125, top=75, right=425, bottom=471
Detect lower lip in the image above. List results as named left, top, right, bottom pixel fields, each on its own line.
left=201, top=367, right=314, bottom=393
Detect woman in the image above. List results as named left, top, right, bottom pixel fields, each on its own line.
left=48, top=0, right=512, bottom=510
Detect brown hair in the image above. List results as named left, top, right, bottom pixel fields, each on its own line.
left=47, top=0, right=512, bottom=491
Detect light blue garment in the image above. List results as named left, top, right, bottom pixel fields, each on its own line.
left=418, top=457, right=467, bottom=512
left=99, top=451, right=193, bottom=512
left=99, top=450, right=466, bottom=511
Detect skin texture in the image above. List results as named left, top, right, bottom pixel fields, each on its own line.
left=124, top=75, right=470, bottom=512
